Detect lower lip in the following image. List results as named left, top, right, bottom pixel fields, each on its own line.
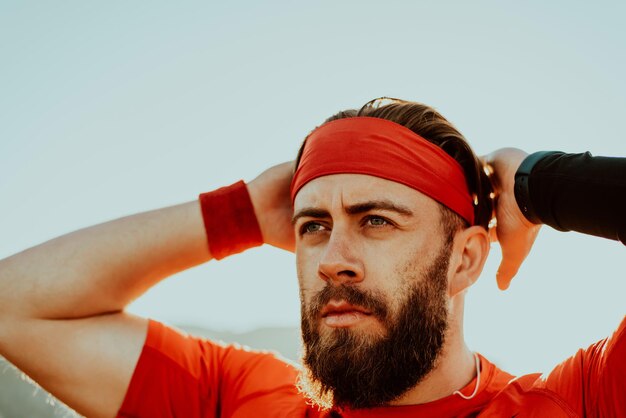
left=323, top=311, right=371, bottom=328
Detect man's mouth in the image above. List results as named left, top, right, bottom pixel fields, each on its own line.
left=320, top=300, right=373, bottom=328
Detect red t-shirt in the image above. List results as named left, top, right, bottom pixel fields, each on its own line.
left=117, top=316, right=626, bottom=417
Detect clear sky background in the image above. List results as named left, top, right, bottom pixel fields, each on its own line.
left=1, top=1, right=624, bottom=378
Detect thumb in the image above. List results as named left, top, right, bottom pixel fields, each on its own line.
left=495, top=233, right=529, bottom=290
left=496, top=223, right=542, bottom=290
left=496, top=259, right=521, bottom=290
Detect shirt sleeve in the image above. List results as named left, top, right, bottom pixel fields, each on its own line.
left=116, top=319, right=305, bottom=418
left=537, top=315, right=626, bottom=417
left=520, top=151, right=626, bottom=244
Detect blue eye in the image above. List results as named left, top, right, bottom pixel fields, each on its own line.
left=300, top=222, right=326, bottom=235
left=366, top=216, right=389, bottom=227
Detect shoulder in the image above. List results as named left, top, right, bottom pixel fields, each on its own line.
left=480, top=317, right=626, bottom=417
left=480, top=373, right=579, bottom=417
left=533, top=315, right=626, bottom=415
left=119, top=320, right=307, bottom=418
left=470, top=355, right=575, bottom=417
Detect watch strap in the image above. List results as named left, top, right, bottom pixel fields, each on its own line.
left=514, top=151, right=557, bottom=224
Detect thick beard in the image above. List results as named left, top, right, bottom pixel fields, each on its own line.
left=299, top=245, right=451, bottom=410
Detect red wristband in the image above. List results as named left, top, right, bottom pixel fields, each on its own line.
left=198, top=181, right=263, bottom=260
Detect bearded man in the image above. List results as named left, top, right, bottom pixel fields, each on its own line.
left=0, top=99, right=624, bottom=417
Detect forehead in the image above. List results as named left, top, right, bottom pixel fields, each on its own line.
left=293, top=173, right=438, bottom=212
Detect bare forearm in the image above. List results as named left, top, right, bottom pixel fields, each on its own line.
left=0, top=200, right=211, bottom=320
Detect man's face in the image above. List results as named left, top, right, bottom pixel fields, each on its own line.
left=293, top=174, right=452, bottom=409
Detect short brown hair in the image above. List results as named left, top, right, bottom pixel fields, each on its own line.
left=295, top=98, right=494, bottom=237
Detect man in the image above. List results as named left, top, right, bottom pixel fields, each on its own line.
left=0, top=98, right=624, bottom=417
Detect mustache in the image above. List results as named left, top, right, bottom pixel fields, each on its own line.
left=306, top=284, right=389, bottom=320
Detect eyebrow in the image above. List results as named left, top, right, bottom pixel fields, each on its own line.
left=291, top=199, right=414, bottom=225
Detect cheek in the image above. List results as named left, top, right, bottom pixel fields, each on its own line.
left=361, top=241, right=411, bottom=280
left=296, top=246, right=324, bottom=293
left=379, top=245, right=436, bottom=309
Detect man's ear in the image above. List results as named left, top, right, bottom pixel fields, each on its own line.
left=447, top=226, right=490, bottom=298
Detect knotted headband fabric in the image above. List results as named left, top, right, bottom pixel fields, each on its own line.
left=290, top=116, right=476, bottom=225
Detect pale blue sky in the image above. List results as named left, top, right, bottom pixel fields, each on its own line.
left=1, top=1, right=624, bottom=377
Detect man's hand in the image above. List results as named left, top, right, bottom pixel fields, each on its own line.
left=483, top=148, right=542, bottom=290
left=248, top=161, right=296, bottom=252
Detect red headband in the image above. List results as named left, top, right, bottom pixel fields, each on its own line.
left=290, top=117, right=475, bottom=225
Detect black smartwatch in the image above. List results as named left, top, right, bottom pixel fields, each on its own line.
left=513, top=151, right=557, bottom=224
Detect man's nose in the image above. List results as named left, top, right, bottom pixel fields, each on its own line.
left=317, top=229, right=364, bottom=285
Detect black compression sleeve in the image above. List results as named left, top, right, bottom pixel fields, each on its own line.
left=522, top=152, right=626, bottom=245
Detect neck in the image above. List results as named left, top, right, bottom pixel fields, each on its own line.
left=390, top=297, right=476, bottom=405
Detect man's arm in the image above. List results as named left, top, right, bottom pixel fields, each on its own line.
left=0, top=201, right=211, bottom=322
left=523, top=151, right=626, bottom=243
left=0, top=201, right=211, bottom=417
left=0, top=162, right=295, bottom=417
left=484, top=149, right=626, bottom=289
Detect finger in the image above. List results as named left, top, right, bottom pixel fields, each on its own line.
left=496, top=248, right=525, bottom=290
left=496, top=263, right=517, bottom=290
